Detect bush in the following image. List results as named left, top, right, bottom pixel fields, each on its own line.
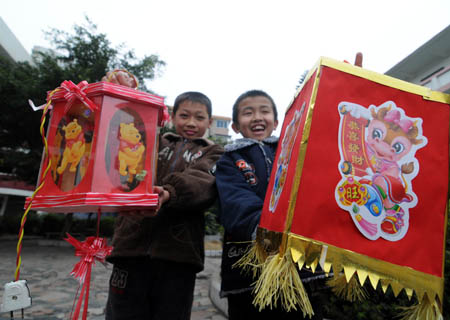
left=204, top=202, right=223, bottom=236
left=40, top=213, right=66, bottom=234
left=0, top=213, right=21, bottom=235
left=99, top=216, right=116, bottom=238
left=323, top=283, right=415, bottom=319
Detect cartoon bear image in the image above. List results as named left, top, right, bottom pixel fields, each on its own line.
left=56, top=119, right=86, bottom=174
left=118, top=122, right=146, bottom=181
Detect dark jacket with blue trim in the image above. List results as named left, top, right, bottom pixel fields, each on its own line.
left=216, top=136, right=278, bottom=296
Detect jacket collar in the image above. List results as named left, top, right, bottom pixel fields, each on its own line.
left=224, top=136, right=278, bottom=152
left=163, top=132, right=214, bottom=146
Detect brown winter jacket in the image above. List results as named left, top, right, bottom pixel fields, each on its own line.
left=107, top=132, right=224, bottom=272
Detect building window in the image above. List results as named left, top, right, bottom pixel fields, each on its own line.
left=216, top=120, right=229, bottom=128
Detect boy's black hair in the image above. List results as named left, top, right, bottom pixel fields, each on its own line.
left=173, top=91, right=212, bottom=118
left=232, top=90, right=278, bottom=125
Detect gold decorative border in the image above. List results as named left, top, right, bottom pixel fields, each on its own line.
left=320, top=57, right=450, bottom=104
left=288, top=234, right=444, bottom=305
left=280, top=68, right=322, bottom=254
left=285, top=57, right=450, bottom=115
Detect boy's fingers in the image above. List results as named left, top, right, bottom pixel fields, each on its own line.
left=354, top=52, right=363, bottom=67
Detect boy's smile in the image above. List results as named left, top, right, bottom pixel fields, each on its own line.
left=232, top=96, right=278, bottom=141
left=172, top=101, right=212, bottom=139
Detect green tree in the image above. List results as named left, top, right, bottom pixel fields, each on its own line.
left=0, top=17, right=165, bottom=183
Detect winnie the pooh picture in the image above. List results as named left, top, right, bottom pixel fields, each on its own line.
left=56, top=118, right=86, bottom=175
left=118, top=122, right=146, bottom=183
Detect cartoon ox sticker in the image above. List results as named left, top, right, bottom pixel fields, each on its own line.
left=335, top=101, right=427, bottom=241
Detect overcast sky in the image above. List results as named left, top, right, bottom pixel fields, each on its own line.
left=2, top=0, right=450, bottom=136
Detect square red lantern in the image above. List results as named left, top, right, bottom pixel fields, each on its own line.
left=254, top=57, right=449, bottom=316
left=25, top=81, right=167, bottom=213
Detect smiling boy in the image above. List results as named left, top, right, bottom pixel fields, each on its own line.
left=216, top=90, right=280, bottom=317
left=102, top=79, right=224, bottom=320
left=216, top=90, right=325, bottom=319
left=231, top=94, right=278, bottom=141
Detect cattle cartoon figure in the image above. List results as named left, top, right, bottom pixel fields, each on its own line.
left=335, top=101, right=427, bottom=241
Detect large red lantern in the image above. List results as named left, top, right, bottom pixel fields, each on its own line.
left=248, top=57, right=449, bottom=319
left=25, top=80, right=167, bottom=213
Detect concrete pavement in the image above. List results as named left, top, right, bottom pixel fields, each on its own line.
left=0, top=236, right=227, bottom=320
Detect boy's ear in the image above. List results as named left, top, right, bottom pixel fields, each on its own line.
left=274, top=120, right=279, bottom=130
left=208, top=118, right=213, bottom=128
left=231, top=123, right=240, bottom=134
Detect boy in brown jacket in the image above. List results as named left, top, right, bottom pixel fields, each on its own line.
left=103, top=73, right=224, bottom=320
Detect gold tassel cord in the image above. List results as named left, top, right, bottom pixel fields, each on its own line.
left=397, top=294, right=443, bottom=320
left=326, top=273, right=367, bottom=302
left=233, top=229, right=283, bottom=279
left=252, top=251, right=314, bottom=318
left=232, top=241, right=267, bottom=279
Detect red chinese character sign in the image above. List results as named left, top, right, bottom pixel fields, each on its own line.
left=25, top=81, right=167, bottom=213
left=250, top=58, right=449, bottom=319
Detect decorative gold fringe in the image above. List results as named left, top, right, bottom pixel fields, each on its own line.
left=233, top=228, right=284, bottom=279
left=232, top=241, right=266, bottom=279
left=398, top=294, right=443, bottom=320
left=326, top=273, right=367, bottom=302
left=252, top=250, right=314, bottom=318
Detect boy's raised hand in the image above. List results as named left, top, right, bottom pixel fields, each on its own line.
left=101, top=70, right=138, bottom=89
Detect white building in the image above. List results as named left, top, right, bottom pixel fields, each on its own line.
left=0, top=17, right=32, bottom=63
left=385, top=24, right=450, bottom=94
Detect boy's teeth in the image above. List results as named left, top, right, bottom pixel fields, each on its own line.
left=252, top=125, right=264, bottom=131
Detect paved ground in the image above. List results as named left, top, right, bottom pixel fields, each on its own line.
left=0, top=237, right=227, bottom=320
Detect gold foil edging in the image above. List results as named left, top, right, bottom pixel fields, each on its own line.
left=281, top=66, right=322, bottom=254
left=288, top=234, right=444, bottom=307
left=319, top=56, right=450, bottom=104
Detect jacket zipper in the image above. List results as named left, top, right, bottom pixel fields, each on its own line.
left=168, top=139, right=186, bottom=173
left=257, top=142, right=273, bottom=182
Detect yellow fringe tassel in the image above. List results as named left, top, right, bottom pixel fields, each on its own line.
left=326, top=273, right=367, bottom=302
left=233, top=241, right=267, bottom=279
left=398, top=294, right=443, bottom=320
left=252, top=251, right=314, bottom=318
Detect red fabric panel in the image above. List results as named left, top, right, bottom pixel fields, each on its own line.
left=287, top=66, right=448, bottom=277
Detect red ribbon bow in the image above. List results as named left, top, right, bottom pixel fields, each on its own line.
left=159, top=105, right=171, bottom=127
left=60, top=80, right=98, bottom=114
left=65, top=233, right=113, bottom=320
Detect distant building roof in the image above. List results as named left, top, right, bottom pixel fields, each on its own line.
left=385, top=24, right=450, bottom=82
left=0, top=17, right=32, bottom=63
left=0, top=174, right=34, bottom=196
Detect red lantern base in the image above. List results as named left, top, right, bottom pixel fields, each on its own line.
left=25, top=192, right=158, bottom=213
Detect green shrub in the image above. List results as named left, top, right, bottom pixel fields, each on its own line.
left=0, top=214, right=21, bottom=235
left=205, top=207, right=223, bottom=235
left=99, top=216, right=116, bottom=237
left=40, top=213, right=65, bottom=234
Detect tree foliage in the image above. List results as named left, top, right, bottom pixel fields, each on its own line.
left=0, top=17, right=165, bottom=183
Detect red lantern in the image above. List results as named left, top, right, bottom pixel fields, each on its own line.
left=250, top=57, right=449, bottom=318
left=25, top=81, right=167, bottom=213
